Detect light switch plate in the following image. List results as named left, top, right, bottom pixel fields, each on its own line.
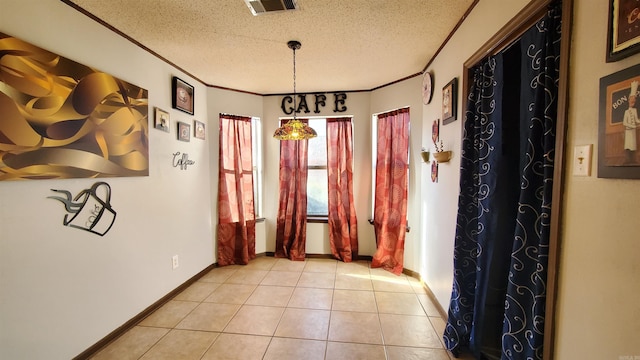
left=573, top=144, right=592, bottom=176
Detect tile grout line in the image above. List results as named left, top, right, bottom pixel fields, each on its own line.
left=196, top=273, right=241, bottom=360
left=324, top=274, right=336, bottom=360
left=371, top=274, right=391, bottom=360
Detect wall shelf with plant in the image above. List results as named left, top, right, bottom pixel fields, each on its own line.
left=433, top=140, right=452, bottom=163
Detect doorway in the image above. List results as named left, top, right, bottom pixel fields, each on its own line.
left=443, top=0, right=572, bottom=359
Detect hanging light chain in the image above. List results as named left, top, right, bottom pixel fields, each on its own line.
left=292, top=44, right=297, bottom=120
left=273, top=40, right=316, bottom=140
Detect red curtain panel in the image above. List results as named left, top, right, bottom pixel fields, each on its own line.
left=275, top=122, right=309, bottom=261
left=327, top=117, right=358, bottom=262
left=217, top=114, right=256, bottom=266
left=371, top=108, right=410, bottom=275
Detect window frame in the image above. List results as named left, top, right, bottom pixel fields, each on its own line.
left=251, top=117, right=263, bottom=219
left=305, top=118, right=328, bottom=219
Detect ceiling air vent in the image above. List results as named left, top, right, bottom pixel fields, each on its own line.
left=244, top=0, right=298, bottom=16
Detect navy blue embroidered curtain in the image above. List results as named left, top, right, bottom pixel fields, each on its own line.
left=443, top=2, right=561, bottom=359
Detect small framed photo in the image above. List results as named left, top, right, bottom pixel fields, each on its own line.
left=177, top=121, right=191, bottom=142
left=194, top=120, right=205, bottom=140
left=607, top=0, right=640, bottom=62
left=598, top=63, right=640, bottom=178
left=172, top=76, right=194, bottom=115
left=154, top=107, right=170, bottom=132
left=432, top=118, right=440, bottom=144
left=442, top=78, right=458, bottom=125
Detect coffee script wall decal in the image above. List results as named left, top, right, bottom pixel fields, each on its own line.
left=173, top=152, right=195, bottom=170
left=48, top=182, right=117, bottom=236
left=0, top=32, right=149, bottom=180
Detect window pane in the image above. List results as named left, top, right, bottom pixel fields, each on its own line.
left=307, top=168, right=328, bottom=215
left=306, top=119, right=327, bottom=216
left=307, top=119, right=326, bottom=167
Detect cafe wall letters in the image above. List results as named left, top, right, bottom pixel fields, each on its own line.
left=281, top=92, right=348, bottom=115
left=0, top=32, right=149, bottom=180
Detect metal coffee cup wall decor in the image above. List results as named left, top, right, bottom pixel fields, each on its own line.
left=48, top=182, right=117, bottom=236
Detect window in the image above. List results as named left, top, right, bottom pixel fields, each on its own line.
left=251, top=117, right=262, bottom=218
left=306, top=118, right=328, bottom=217
left=371, top=114, right=377, bottom=219
left=278, top=117, right=354, bottom=218
left=371, top=108, right=410, bottom=220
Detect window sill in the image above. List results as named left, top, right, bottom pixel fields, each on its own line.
left=307, top=216, right=328, bottom=223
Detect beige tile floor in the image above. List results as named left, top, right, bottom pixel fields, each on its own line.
left=91, top=257, right=473, bottom=360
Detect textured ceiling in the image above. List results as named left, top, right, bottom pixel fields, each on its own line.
left=66, top=0, right=476, bottom=94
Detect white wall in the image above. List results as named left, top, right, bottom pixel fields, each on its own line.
left=555, top=0, right=640, bottom=358
left=0, top=1, right=215, bottom=358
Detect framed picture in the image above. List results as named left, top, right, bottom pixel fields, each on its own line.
left=172, top=76, right=194, bottom=115
left=607, top=0, right=640, bottom=62
left=194, top=120, right=205, bottom=140
left=442, top=78, right=458, bottom=125
left=598, top=63, right=640, bottom=178
left=0, top=32, right=149, bottom=180
left=432, top=119, right=440, bottom=144
left=154, top=107, right=170, bottom=132
left=431, top=161, right=438, bottom=183
left=177, top=121, right=191, bottom=142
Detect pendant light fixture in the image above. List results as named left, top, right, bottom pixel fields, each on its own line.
left=273, top=40, right=317, bottom=140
